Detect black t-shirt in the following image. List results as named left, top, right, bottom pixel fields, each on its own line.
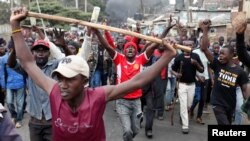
left=172, top=53, right=203, bottom=83
left=211, top=58, right=248, bottom=110
left=96, top=46, right=104, bottom=70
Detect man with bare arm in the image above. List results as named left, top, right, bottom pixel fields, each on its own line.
left=10, top=7, right=177, bottom=141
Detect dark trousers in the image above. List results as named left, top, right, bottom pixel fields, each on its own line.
left=145, top=90, right=154, bottom=131
left=151, top=76, right=167, bottom=117
left=213, top=105, right=234, bottom=125
left=145, top=77, right=167, bottom=131
left=190, top=80, right=208, bottom=118
left=29, top=119, right=52, bottom=141
left=0, top=87, right=5, bottom=106
left=206, top=79, right=212, bottom=104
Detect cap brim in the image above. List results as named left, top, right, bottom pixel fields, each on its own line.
left=52, top=65, right=79, bottom=78
left=31, top=45, right=50, bottom=50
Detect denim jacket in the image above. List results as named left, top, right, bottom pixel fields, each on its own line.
left=15, top=59, right=59, bottom=120
left=0, top=54, right=25, bottom=89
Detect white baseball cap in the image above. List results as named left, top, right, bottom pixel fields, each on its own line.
left=52, top=55, right=89, bottom=79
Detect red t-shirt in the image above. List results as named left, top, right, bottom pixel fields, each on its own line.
left=50, top=84, right=106, bottom=141
left=113, top=52, right=149, bottom=99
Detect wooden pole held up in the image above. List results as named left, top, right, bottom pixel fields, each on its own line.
left=27, top=11, right=191, bottom=52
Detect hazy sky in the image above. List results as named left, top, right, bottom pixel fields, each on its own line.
left=169, top=0, right=176, bottom=4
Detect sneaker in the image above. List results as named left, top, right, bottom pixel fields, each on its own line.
left=15, top=122, right=22, bottom=128
left=165, top=106, right=170, bottom=111
left=145, top=130, right=153, bottom=138
left=165, top=105, right=173, bottom=111
left=203, top=110, right=210, bottom=114
left=182, top=128, right=189, bottom=134
left=140, top=117, right=143, bottom=128
left=196, top=117, right=205, bottom=125
left=176, top=99, right=179, bottom=103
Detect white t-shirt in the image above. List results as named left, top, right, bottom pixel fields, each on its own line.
left=193, top=48, right=209, bottom=80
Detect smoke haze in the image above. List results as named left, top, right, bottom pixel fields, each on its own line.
left=105, top=0, right=167, bottom=25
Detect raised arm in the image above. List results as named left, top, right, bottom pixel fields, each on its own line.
left=53, top=28, right=72, bottom=56
left=104, top=31, right=116, bottom=49
left=235, top=22, right=250, bottom=67
left=32, top=26, right=45, bottom=40
left=7, top=37, right=17, bottom=68
left=102, top=20, right=116, bottom=49
left=145, top=17, right=176, bottom=58
left=93, top=29, right=116, bottom=58
left=200, top=20, right=214, bottom=63
left=78, top=27, right=92, bottom=61
left=10, top=7, right=56, bottom=95
left=105, top=38, right=177, bottom=101
left=33, top=26, right=68, bottom=59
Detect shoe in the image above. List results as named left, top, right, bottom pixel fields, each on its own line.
left=140, top=117, right=143, bottom=128
left=165, top=105, right=173, bottom=111
left=158, top=116, right=164, bottom=120
left=196, top=117, right=205, bottom=125
left=165, top=106, right=170, bottom=111
left=203, top=110, right=210, bottom=114
left=175, top=99, right=179, bottom=103
left=145, top=130, right=153, bottom=138
left=182, top=128, right=189, bottom=134
left=15, top=122, right=22, bottom=128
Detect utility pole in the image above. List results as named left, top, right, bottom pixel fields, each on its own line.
left=186, top=0, right=193, bottom=37
left=239, top=0, right=243, bottom=12
left=85, top=0, right=87, bottom=13
left=186, top=0, right=190, bottom=23
left=140, top=0, right=144, bottom=16
left=10, top=0, right=13, bottom=8
left=75, top=0, right=79, bottom=9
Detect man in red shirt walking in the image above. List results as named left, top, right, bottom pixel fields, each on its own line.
left=93, top=28, right=157, bottom=140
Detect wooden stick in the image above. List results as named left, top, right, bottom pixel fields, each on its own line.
left=28, top=11, right=191, bottom=52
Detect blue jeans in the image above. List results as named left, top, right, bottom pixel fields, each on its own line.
left=192, top=85, right=201, bottom=104
left=190, top=80, right=208, bottom=118
left=90, top=69, right=108, bottom=88
left=116, top=99, right=142, bottom=141
left=6, top=88, right=25, bottom=122
left=235, top=87, right=243, bottom=125
left=165, top=77, right=176, bottom=105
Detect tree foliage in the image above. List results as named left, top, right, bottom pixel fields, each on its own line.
left=0, top=2, right=11, bottom=24
left=88, top=0, right=106, bottom=12
left=28, top=1, right=92, bottom=30
left=0, top=0, right=107, bottom=27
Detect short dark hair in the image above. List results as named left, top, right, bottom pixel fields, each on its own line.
left=219, top=36, right=224, bottom=41
left=222, top=45, right=234, bottom=54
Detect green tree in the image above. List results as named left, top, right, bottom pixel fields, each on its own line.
left=28, top=1, right=91, bottom=30
left=88, top=0, right=106, bottom=12
left=0, top=2, right=11, bottom=24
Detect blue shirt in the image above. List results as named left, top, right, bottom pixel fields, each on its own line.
left=15, top=59, right=59, bottom=120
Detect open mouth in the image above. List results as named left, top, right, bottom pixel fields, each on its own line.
left=218, top=58, right=225, bottom=63
left=61, top=92, right=69, bottom=97
left=128, top=50, right=133, bottom=53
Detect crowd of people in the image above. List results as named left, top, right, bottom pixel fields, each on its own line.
left=0, top=6, right=250, bottom=141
